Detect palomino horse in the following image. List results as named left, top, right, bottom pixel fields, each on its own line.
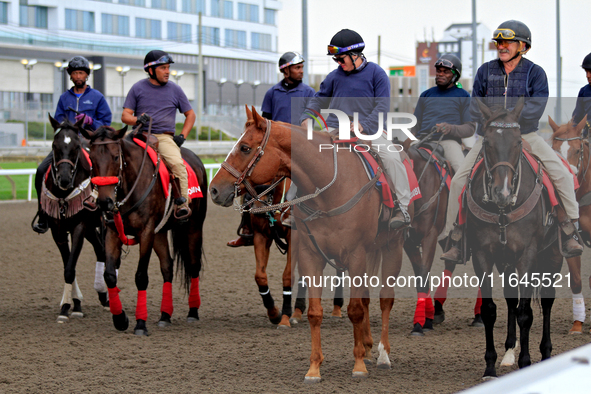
left=80, top=125, right=207, bottom=335
left=469, top=98, right=562, bottom=378
left=210, top=107, right=410, bottom=382
left=550, top=115, right=589, bottom=334
left=39, top=115, right=109, bottom=323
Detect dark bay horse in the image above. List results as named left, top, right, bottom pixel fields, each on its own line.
left=210, top=106, right=409, bottom=382
left=468, top=98, right=562, bottom=378
left=39, top=115, right=109, bottom=323
left=550, top=115, right=589, bottom=334
left=80, top=125, right=207, bottom=336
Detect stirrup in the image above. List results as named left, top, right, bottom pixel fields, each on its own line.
left=31, top=211, right=49, bottom=234
left=174, top=202, right=192, bottom=220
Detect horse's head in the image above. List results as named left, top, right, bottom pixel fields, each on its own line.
left=550, top=115, right=587, bottom=175
left=49, top=114, right=85, bottom=190
left=477, top=97, right=524, bottom=208
left=210, top=105, right=282, bottom=207
left=80, top=125, right=128, bottom=212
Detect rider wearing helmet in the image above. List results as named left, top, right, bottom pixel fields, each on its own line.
left=300, top=29, right=412, bottom=229
left=412, top=54, right=475, bottom=172
left=571, top=52, right=591, bottom=134
left=227, top=52, right=315, bottom=247
left=441, top=20, right=583, bottom=262
left=32, top=55, right=112, bottom=234
left=121, top=50, right=195, bottom=220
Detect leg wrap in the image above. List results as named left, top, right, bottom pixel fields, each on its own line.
left=188, top=277, right=201, bottom=309
left=413, top=292, right=428, bottom=326
left=281, top=286, right=292, bottom=317
left=108, top=287, right=123, bottom=315
left=94, top=262, right=107, bottom=293
left=258, top=285, right=275, bottom=310
left=334, top=284, right=344, bottom=308
left=161, top=282, right=174, bottom=316
left=425, top=292, right=435, bottom=320
left=60, top=283, right=73, bottom=307
left=573, top=292, right=586, bottom=322
left=72, top=278, right=83, bottom=301
left=434, top=269, right=452, bottom=305
left=136, top=290, right=148, bottom=321
left=294, top=277, right=307, bottom=313
left=474, top=288, right=482, bottom=316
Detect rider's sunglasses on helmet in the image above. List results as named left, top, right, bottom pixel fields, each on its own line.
left=434, top=59, right=454, bottom=69
left=492, top=28, right=516, bottom=40
left=332, top=56, right=347, bottom=64
left=494, top=39, right=518, bottom=48
left=327, top=42, right=365, bottom=55
left=144, top=55, right=174, bottom=70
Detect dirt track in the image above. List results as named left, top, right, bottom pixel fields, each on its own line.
left=1, top=201, right=590, bottom=393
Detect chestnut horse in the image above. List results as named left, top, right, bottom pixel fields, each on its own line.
left=210, top=107, right=409, bottom=382
left=40, top=115, right=109, bottom=323
left=80, top=125, right=207, bottom=336
left=469, top=98, right=562, bottom=379
left=550, top=115, right=590, bottom=334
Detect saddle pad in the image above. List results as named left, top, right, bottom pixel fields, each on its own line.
left=418, top=147, right=452, bottom=191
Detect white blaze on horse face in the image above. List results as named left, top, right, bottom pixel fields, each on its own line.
left=500, top=175, right=511, bottom=198
left=226, top=132, right=246, bottom=162
left=560, top=141, right=570, bottom=163
left=496, top=128, right=503, bottom=134
left=64, top=135, right=71, bottom=145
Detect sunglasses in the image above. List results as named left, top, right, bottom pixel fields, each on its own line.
left=492, top=28, right=516, bottom=40
left=494, top=39, right=518, bottom=47
left=327, top=42, right=365, bottom=55
left=332, top=56, right=347, bottom=64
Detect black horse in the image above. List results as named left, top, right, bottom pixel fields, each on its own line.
left=81, top=125, right=207, bottom=336
left=468, top=98, right=562, bottom=378
left=37, top=115, right=109, bottom=323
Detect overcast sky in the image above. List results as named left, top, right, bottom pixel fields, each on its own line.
left=277, top=0, right=590, bottom=97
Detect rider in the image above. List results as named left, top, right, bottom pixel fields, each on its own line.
left=571, top=52, right=591, bottom=136
left=441, top=20, right=583, bottom=262
left=227, top=51, right=315, bottom=247
left=32, top=55, right=112, bottom=234
left=122, top=50, right=195, bottom=220
left=300, top=29, right=411, bottom=229
left=412, top=54, right=475, bottom=173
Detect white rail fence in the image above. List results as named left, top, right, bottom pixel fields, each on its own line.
left=0, top=163, right=221, bottom=201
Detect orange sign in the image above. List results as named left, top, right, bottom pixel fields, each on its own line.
left=389, top=66, right=416, bottom=77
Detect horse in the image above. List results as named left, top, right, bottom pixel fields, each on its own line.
left=550, top=115, right=590, bottom=334
left=38, top=115, right=109, bottom=323
left=210, top=106, right=410, bottom=382
left=468, top=98, right=562, bottom=379
left=79, top=125, right=207, bottom=336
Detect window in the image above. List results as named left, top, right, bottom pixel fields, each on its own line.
left=238, top=3, right=258, bottom=22
left=168, top=22, right=191, bottom=43
left=102, top=14, right=129, bottom=36
left=201, top=26, right=220, bottom=46
left=210, top=0, right=220, bottom=16
left=136, top=18, right=161, bottom=39
left=19, top=5, right=48, bottom=28
left=225, top=29, right=246, bottom=49
left=251, top=32, right=271, bottom=51
left=65, top=9, right=95, bottom=32
left=182, top=0, right=205, bottom=14
left=264, top=8, right=275, bottom=25
left=119, top=0, right=146, bottom=5
left=223, top=1, right=233, bottom=19
left=0, top=2, right=8, bottom=25
left=152, top=0, right=176, bottom=11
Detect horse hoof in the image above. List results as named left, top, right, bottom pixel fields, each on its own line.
left=113, top=312, right=129, bottom=331
left=187, top=317, right=199, bottom=323
left=304, top=376, right=321, bottom=384
left=482, top=375, right=498, bottom=381
left=423, top=318, right=434, bottom=332
left=134, top=329, right=150, bottom=336
left=277, top=324, right=290, bottom=330
left=158, top=320, right=172, bottom=328
left=352, top=371, right=369, bottom=379
left=470, top=314, right=485, bottom=328
left=500, top=348, right=516, bottom=366
left=71, top=312, right=84, bottom=318
left=376, top=361, right=391, bottom=370
left=433, top=311, right=445, bottom=325
left=289, top=318, right=299, bottom=325
left=56, top=315, right=69, bottom=324
left=410, top=322, right=424, bottom=336
left=569, top=321, right=583, bottom=334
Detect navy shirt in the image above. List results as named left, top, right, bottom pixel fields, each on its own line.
left=572, top=84, right=591, bottom=126
left=413, top=85, right=471, bottom=142
left=261, top=81, right=315, bottom=124
left=300, top=62, right=390, bottom=134
left=54, top=86, right=112, bottom=130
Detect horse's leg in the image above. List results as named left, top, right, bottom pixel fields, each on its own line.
left=540, top=282, right=556, bottom=360
left=405, top=240, right=426, bottom=335
left=566, top=256, right=585, bottom=334
left=361, top=295, right=373, bottom=365
left=133, top=235, right=155, bottom=336
left=291, top=276, right=306, bottom=324
left=433, top=261, right=455, bottom=324
left=516, top=292, right=534, bottom=369
left=55, top=224, right=86, bottom=323
left=332, top=281, right=344, bottom=317
left=253, top=232, right=281, bottom=324
left=500, top=277, right=518, bottom=367
left=348, top=249, right=370, bottom=379
left=300, top=250, right=324, bottom=383
left=474, top=253, right=498, bottom=379
left=153, top=232, right=174, bottom=327
left=52, top=228, right=73, bottom=323
left=278, top=230, right=292, bottom=328
left=103, top=229, right=128, bottom=332
left=85, top=226, right=109, bottom=309
left=185, top=219, right=204, bottom=323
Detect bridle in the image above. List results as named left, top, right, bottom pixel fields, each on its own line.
left=52, top=128, right=81, bottom=191
left=553, top=134, right=590, bottom=184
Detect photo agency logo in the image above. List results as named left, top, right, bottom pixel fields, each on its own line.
left=304, top=109, right=418, bottom=152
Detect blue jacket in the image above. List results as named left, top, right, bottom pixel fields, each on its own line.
left=572, top=84, right=591, bottom=126
left=471, top=58, right=548, bottom=135
left=54, top=86, right=112, bottom=130
left=300, top=62, right=390, bottom=134
left=261, top=81, right=315, bottom=124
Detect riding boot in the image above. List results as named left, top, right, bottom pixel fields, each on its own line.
left=32, top=209, right=49, bottom=234
left=227, top=211, right=254, bottom=247
left=440, top=224, right=463, bottom=263
left=389, top=204, right=411, bottom=230
left=560, top=219, right=584, bottom=258
left=172, top=177, right=191, bottom=220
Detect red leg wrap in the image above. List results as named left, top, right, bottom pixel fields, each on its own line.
left=474, top=288, right=482, bottom=315
left=188, top=277, right=201, bottom=309
left=136, top=290, right=148, bottom=321
left=434, top=269, right=452, bottom=305
left=161, top=282, right=174, bottom=316
left=413, top=292, right=428, bottom=326
left=108, top=287, right=123, bottom=315
left=425, top=292, right=435, bottom=320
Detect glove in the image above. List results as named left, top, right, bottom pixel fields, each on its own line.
left=173, top=134, right=186, bottom=147
left=74, top=113, right=93, bottom=126
left=136, top=113, right=151, bottom=126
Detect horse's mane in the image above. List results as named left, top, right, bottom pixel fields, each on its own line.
left=484, top=107, right=518, bottom=127
left=91, top=125, right=117, bottom=141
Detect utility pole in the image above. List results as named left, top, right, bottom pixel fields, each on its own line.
left=556, top=0, right=562, bottom=124
left=197, top=12, right=203, bottom=140
left=377, top=35, right=381, bottom=67
left=302, top=0, right=309, bottom=85
left=472, top=0, right=477, bottom=79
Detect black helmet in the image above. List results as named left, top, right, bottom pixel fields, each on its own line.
left=279, top=52, right=305, bottom=71
left=492, top=20, right=531, bottom=49
left=435, top=54, right=462, bottom=83
left=327, top=29, right=365, bottom=55
left=66, top=56, right=91, bottom=75
left=143, top=50, right=174, bottom=75
left=582, top=53, right=591, bottom=70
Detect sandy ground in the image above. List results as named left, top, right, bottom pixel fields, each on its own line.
left=1, top=201, right=590, bottom=393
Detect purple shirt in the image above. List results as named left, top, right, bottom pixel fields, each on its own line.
left=123, top=79, right=192, bottom=134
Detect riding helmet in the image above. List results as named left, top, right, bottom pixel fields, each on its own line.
left=434, top=54, right=462, bottom=83
left=66, top=56, right=91, bottom=75
left=279, top=52, right=305, bottom=70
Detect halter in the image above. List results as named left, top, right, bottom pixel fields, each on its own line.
left=51, top=128, right=81, bottom=191
left=553, top=134, right=589, bottom=183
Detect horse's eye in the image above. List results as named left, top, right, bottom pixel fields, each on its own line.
left=240, top=145, right=251, bottom=153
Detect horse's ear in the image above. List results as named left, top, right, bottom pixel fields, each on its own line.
left=79, top=126, right=93, bottom=140
left=575, top=115, right=587, bottom=135
left=74, top=116, right=85, bottom=130
left=115, top=125, right=128, bottom=139
left=548, top=116, right=560, bottom=133
left=402, top=138, right=412, bottom=152
left=511, top=96, right=525, bottom=120
left=48, top=113, right=61, bottom=130
left=245, top=104, right=252, bottom=120
left=475, top=98, right=492, bottom=121
left=251, top=106, right=267, bottom=130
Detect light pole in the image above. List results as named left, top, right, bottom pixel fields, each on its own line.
left=234, top=79, right=244, bottom=108
left=171, top=70, right=185, bottom=83
left=116, top=66, right=130, bottom=98
left=251, top=80, right=261, bottom=105
left=217, top=77, right=227, bottom=114
left=21, top=59, right=37, bottom=145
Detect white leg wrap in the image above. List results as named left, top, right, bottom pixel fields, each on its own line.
left=94, top=262, right=107, bottom=293
left=573, top=293, right=586, bottom=322
left=60, top=283, right=73, bottom=307
left=71, top=278, right=83, bottom=301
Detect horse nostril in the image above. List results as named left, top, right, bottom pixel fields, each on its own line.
left=210, top=187, right=218, bottom=198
